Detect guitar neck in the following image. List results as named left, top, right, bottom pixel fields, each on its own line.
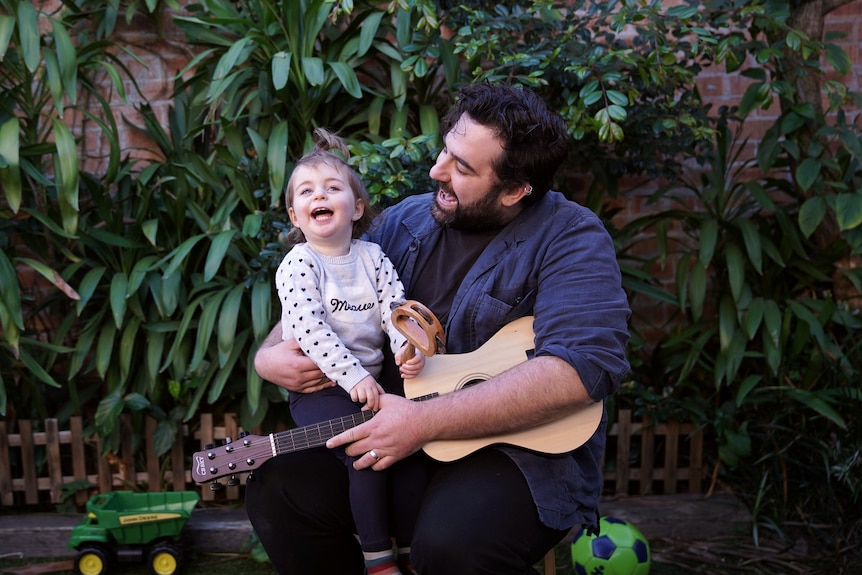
left=271, top=410, right=376, bottom=455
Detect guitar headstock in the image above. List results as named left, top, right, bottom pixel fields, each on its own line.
left=191, top=432, right=272, bottom=485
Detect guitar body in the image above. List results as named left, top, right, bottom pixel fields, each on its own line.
left=405, top=316, right=603, bottom=461
left=191, top=315, right=604, bottom=484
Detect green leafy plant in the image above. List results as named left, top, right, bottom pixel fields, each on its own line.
left=0, top=0, right=135, bottom=418
left=446, top=0, right=715, bottom=186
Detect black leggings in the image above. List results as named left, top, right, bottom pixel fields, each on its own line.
left=289, top=386, right=425, bottom=553
left=245, top=447, right=568, bottom=575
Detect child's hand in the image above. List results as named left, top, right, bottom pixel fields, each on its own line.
left=396, top=348, right=425, bottom=379
left=350, top=375, right=385, bottom=411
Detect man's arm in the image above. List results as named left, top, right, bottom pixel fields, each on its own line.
left=328, top=354, right=592, bottom=469
left=254, top=323, right=334, bottom=393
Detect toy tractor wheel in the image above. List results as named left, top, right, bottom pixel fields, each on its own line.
left=75, top=545, right=110, bottom=575
left=148, top=542, right=183, bottom=575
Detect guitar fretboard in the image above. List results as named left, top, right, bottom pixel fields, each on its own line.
left=271, top=410, right=376, bottom=455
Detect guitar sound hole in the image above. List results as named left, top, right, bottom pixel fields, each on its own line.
left=462, top=378, right=486, bottom=389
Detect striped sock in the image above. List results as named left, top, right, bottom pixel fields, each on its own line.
left=364, top=549, right=398, bottom=574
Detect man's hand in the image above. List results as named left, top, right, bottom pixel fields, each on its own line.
left=254, top=328, right=333, bottom=393
left=326, top=394, right=426, bottom=470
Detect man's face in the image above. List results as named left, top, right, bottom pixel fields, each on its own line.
left=428, top=114, right=513, bottom=232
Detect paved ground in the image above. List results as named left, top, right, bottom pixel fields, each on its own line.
left=0, top=492, right=750, bottom=561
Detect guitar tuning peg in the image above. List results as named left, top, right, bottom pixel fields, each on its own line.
left=205, top=443, right=215, bottom=450
left=239, top=431, right=248, bottom=438
left=227, top=475, right=240, bottom=487
left=224, top=436, right=233, bottom=444
left=209, top=481, right=224, bottom=492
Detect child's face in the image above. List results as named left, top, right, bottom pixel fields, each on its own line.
left=288, top=162, right=364, bottom=254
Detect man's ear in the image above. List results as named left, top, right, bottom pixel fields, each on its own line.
left=500, top=183, right=533, bottom=207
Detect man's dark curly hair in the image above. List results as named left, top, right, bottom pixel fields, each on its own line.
left=440, top=83, right=569, bottom=206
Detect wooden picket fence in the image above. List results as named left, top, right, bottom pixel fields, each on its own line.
left=0, top=409, right=704, bottom=508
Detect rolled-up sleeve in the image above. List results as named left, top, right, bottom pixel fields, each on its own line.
left=532, top=207, right=631, bottom=401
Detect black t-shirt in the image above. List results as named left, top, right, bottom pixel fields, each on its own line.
left=408, top=227, right=497, bottom=326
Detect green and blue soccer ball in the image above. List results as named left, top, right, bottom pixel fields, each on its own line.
left=570, top=516, right=651, bottom=575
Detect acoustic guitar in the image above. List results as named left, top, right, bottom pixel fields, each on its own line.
left=190, top=316, right=603, bottom=484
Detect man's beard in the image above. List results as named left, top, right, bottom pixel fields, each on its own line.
left=430, top=182, right=511, bottom=232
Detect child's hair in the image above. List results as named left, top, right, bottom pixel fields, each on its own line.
left=284, top=128, right=376, bottom=245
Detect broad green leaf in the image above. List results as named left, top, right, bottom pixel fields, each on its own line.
left=44, top=51, right=65, bottom=117
left=358, top=11, right=383, bottom=57
left=17, top=257, right=80, bottom=300
left=0, top=15, right=14, bottom=59
left=146, top=330, right=166, bottom=386
left=419, top=104, right=439, bottom=137
left=142, top=219, right=159, bottom=246
left=119, top=317, right=141, bottom=383
left=302, top=56, right=324, bottom=86
left=267, top=121, right=288, bottom=205
left=214, top=36, right=254, bottom=81
left=17, top=1, right=40, bottom=73
left=738, top=81, right=765, bottom=116
left=390, top=62, right=406, bottom=109
left=787, top=300, right=828, bottom=349
left=96, top=322, right=117, bottom=379
left=605, top=90, right=627, bottom=106
left=52, top=119, right=79, bottom=234
left=218, top=284, right=245, bottom=366
left=110, top=272, right=129, bottom=329
left=251, top=278, right=272, bottom=342
left=204, top=230, right=237, bottom=281
left=158, top=233, right=206, bottom=278
left=698, top=218, right=717, bottom=265
left=0, top=117, right=21, bottom=213
left=787, top=389, right=846, bottom=428
left=50, top=18, right=77, bottom=105
left=190, top=290, right=226, bottom=371
left=159, top=271, right=182, bottom=318
left=825, top=42, right=851, bottom=76
left=736, top=219, right=762, bottom=274
left=836, top=192, right=862, bottom=231
left=18, top=347, right=61, bottom=388
left=95, top=390, right=123, bottom=434
left=75, top=266, right=105, bottom=317
left=798, top=196, right=827, bottom=238
left=152, top=420, right=178, bottom=457
left=689, top=259, right=707, bottom=321
left=208, top=329, right=248, bottom=404
left=795, top=157, right=820, bottom=192
left=271, top=51, right=291, bottom=90
left=68, top=320, right=99, bottom=378
left=725, top=242, right=744, bottom=301
left=128, top=256, right=158, bottom=295
left=0, top=303, right=19, bottom=359
left=763, top=299, right=781, bottom=349
left=0, top=250, right=23, bottom=330
left=328, top=61, right=362, bottom=98
left=247, top=354, right=263, bottom=415
left=719, top=293, right=736, bottom=351
left=745, top=297, right=764, bottom=339
left=735, top=375, right=762, bottom=407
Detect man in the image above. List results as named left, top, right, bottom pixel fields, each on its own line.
left=247, top=83, right=631, bottom=574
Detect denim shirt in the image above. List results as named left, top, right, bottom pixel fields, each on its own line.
left=366, top=192, right=631, bottom=530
